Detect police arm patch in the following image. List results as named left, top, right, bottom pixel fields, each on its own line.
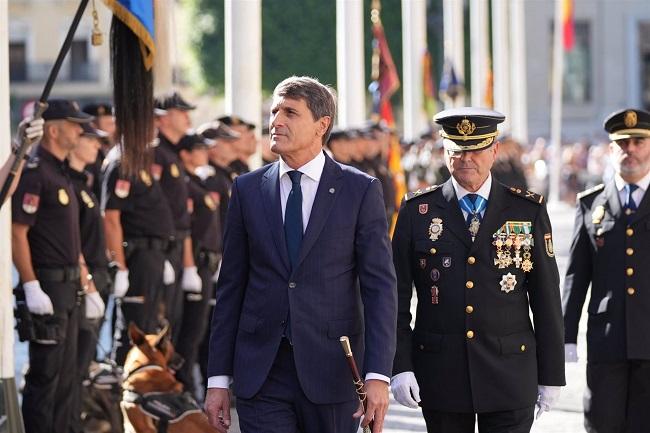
left=22, top=193, right=40, bottom=214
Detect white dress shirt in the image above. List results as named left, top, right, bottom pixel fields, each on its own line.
left=208, top=151, right=389, bottom=389
left=614, top=171, right=650, bottom=209
left=451, top=173, right=492, bottom=220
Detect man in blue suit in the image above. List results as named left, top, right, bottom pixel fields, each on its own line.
left=204, top=76, right=397, bottom=433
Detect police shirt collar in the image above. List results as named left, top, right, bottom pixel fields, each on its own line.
left=614, top=171, right=650, bottom=193
left=278, top=150, right=325, bottom=183
left=37, top=144, right=66, bottom=164
left=451, top=172, right=492, bottom=202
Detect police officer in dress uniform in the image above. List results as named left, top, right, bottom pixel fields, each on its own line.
left=175, top=134, right=223, bottom=398
left=391, top=108, right=565, bottom=433
left=563, top=108, right=650, bottom=433
left=154, top=92, right=202, bottom=341
left=102, top=141, right=175, bottom=365
left=12, top=100, right=100, bottom=433
left=68, top=123, right=110, bottom=433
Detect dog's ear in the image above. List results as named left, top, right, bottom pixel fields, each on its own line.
left=152, top=320, right=170, bottom=348
left=128, top=322, right=146, bottom=346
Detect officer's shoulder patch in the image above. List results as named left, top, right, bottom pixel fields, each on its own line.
left=404, top=184, right=440, bottom=201
left=506, top=186, right=544, bottom=204
left=576, top=183, right=605, bottom=200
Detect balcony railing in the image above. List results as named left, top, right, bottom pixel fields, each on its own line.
left=10, top=61, right=100, bottom=83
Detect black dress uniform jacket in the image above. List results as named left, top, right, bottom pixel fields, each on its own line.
left=392, top=179, right=565, bottom=413
left=563, top=181, right=650, bottom=362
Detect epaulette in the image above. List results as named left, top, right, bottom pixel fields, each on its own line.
left=404, top=184, right=440, bottom=201
left=507, top=186, right=544, bottom=204
left=576, top=183, right=605, bottom=200
left=25, top=156, right=40, bottom=170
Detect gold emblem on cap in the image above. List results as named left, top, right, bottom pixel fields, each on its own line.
left=58, top=188, right=69, bottom=206
left=456, top=119, right=477, bottom=140
left=170, top=163, right=180, bottom=178
left=624, top=111, right=638, bottom=128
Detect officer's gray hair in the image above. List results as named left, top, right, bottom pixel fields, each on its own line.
left=273, top=76, right=336, bottom=145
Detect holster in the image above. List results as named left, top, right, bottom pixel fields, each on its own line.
left=14, top=286, right=35, bottom=342
left=14, top=285, right=65, bottom=344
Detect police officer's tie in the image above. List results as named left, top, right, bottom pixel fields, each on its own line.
left=623, top=183, right=639, bottom=221
left=460, top=193, right=487, bottom=241
left=283, top=170, right=303, bottom=341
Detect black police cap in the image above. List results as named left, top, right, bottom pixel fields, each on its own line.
left=177, top=133, right=214, bottom=152
left=42, top=99, right=94, bottom=123
left=603, top=108, right=650, bottom=140
left=154, top=91, right=196, bottom=114
left=217, top=115, right=255, bottom=130
left=82, top=102, right=113, bottom=117
left=81, top=123, right=109, bottom=139
left=196, top=121, right=241, bottom=140
left=433, top=107, right=505, bottom=152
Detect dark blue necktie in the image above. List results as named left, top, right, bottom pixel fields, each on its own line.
left=284, top=171, right=303, bottom=270
left=623, top=184, right=639, bottom=220
left=283, top=171, right=302, bottom=342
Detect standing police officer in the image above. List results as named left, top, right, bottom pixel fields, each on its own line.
left=175, top=134, right=223, bottom=397
left=217, top=115, right=256, bottom=176
left=102, top=142, right=175, bottom=365
left=12, top=100, right=96, bottom=433
left=563, top=108, right=650, bottom=433
left=154, top=92, right=202, bottom=340
left=391, top=108, right=565, bottom=433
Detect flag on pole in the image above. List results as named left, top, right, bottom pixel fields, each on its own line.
left=562, top=0, right=575, bottom=51
left=103, top=0, right=155, bottom=69
left=422, top=50, right=438, bottom=118
left=439, top=59, right=463, bottom=103
left=369, top=0, right=405, bottom=235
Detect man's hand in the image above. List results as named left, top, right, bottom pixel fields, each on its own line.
left=181, top=266, right=202, bottom=292
left=536, top=385, right=561, bottom=420
left=14, top=116, right=45, bottom=150
left=23, top=280, right=53, bottom=315
left=205, top=388, right=231, bottom=433
left=113, top=269, right=129, bottom=298
left=163, top=260, right=176, bottom=285
left=353, top=379, right=389, bottom=433
left=565, top=343, right=578, bottom=363
left=390, top=371, right=421, bottom=409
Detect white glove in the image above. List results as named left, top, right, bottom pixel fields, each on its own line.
left=536, top=385, right=561, bottom=420
left=391, top=371, right=421, bottom=409
left=23, top=280, right=54, bottom=315
left=85, top=291, right=105, bottom=319
left=113, top=269, right=129, bottom=298
left=181, top=266, right=202, bottom=293
left=565, top=343, right=578, bottom=363
left=14, top=116, right=45, bottom=149
left=163, top=260, right=176, bottom=285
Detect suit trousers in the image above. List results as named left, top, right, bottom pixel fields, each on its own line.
left=236, top=339, right=360, bottom=433
left=422, top=406, right=534, bottom=433
left=585, top=360, right=650, bottom=433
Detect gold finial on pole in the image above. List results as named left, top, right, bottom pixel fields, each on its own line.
left=340, top=336, right=353, bottom=357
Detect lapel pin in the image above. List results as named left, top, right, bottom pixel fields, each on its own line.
left=329, top=188, right=335, bottom=194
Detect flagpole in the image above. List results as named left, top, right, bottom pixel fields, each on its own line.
left=491, top=0, right=510, bottom=132
left=509, top=0, right=528, bottom=143
left=337, top=0, right=366, bottom=128
left=402, top=0, right=427, bottom=140
left=549, top=0, right=565, bottom=204
left=470, top=0, right=488, bottom=108
left=443, top=0, right=465, bottom=107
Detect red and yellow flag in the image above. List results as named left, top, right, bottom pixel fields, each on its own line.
left=562, top=0, right=575, bottom=51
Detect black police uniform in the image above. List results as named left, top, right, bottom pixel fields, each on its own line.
left=13, top=146, right=83, bottom=433
left=206, top=162, right=235, bottom=239
left=176, top=171, right=223, bottom=396
left=368, top=155, right=397, bottom=224
left=102, top=149, right=175, bottom=364
left=154, top=133, right=192, bottom=340
left=392, top=108, right=565, bottom=433
left=563, top=108, right=650, bottom=433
